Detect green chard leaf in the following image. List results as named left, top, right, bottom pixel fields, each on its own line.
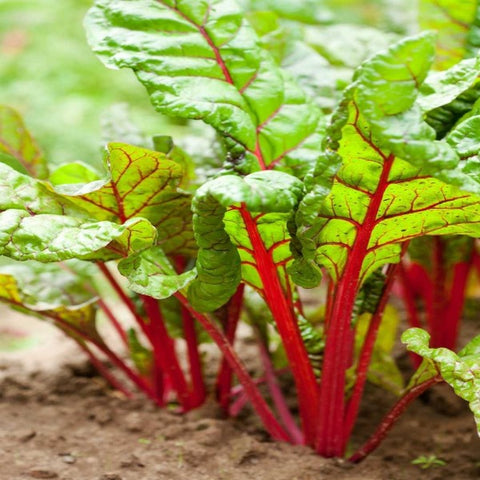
left=54, top=143, right=195, bottom=255
left=0, top=269, right=102, bottom=344
left=445, top=114, right=480, bottom=192
left=85, top=0, right=325, bottom=177
left=188, top=170, right=304, bottom=311
left=118, top=246, right=196, bottom=299
left=418, top=57, right=480, bottom=114
left=0, top=161, right=156, bottom=262
left=419, top=0, right=480, bottom=68
left=295, top=33, right=480, bottom=287
left=0, top=105, right=48, bottom=179
left=0, top=258, right=97, bottom=307
left=403, top=328, right=480, bottom=435
left=50, top=162, right=102, bottom=186
left=305, top=24, right=399, bottom=70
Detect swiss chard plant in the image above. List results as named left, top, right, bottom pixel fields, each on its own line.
left=1, top=0, right=480, bottom=463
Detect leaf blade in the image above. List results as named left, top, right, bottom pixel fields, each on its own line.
left=85, top=0, right=324, bottom=176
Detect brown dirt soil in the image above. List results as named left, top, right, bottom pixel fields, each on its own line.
left=0, top=311, right=479, bottom=480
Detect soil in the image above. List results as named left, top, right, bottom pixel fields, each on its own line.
left=0, top=310, right=479, bottom=480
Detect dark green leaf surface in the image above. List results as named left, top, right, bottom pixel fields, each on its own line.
left=403, top=328, right=480, bottom=435
left=188, top=170, right=303, bottom=311
left=0, top=105, right=48, bottom=179
left=85, top=0, right=324, bottom=177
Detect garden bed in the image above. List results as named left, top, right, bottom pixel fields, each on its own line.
left=1, top=310, right=478, bottom=480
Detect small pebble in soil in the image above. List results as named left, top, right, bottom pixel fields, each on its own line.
left=120, top=454, right=145, bottom=469
left=88, top=406, right=113, bottom=425
left=28, top=470, right=59, bottom=479
left=124, top=411, right=145, bottom=432
left=59, top=452, right=76, bottom=464
left=99, top=474, right=122, bottom=480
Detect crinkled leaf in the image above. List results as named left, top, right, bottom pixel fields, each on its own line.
left=0, top=258, right=97, bottom=307
left=426, top=82, right=480, bottom=139
left=351, top=33, right=459, bottom=175
left=189, top=170, right=304, bottom=311
left=85, top=0, right=325, bottom=177
left=418, top=58, right=480, bottom=113
left=0, top=271, right=102, bottom=343
left=296, top=34, right=480, bottom=285
left=419, top=0, right=480, bottom=68
left=305, top=24, right=399, bottom=69
left=0, top=210, right=156, bottom=262
left=118, top=246, right=196, bottom=299
left=402, top=328, right=480, bottom=435
left=446, top=115, right=480, bottom=192
left=54, top=143, right=195, bottom=255
left=0, top=105, right=48, bottom=179
left=0, top=157, right=157, bottom=261
left=0, top=162, right=87, bottom=218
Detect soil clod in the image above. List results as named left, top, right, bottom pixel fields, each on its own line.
left=27, top=470, right=59, bottom=479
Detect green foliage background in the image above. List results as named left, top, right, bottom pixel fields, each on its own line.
left=0, top=0, right=162, bottom=170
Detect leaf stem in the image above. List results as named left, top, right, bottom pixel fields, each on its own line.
left=430, top=238, right=447, bottom=347
left=175, top=292, right=290, bottom=442
left=216, top=284, right=245, bottom=412
left=240, top=205, right=319, bottom=445
left=348, top=376, right=442, bottom=463
left=140, top=295, right=191, bottom=410
left=257, top=335, right=304, bottom=444
left=53, top=317, right=159, bottom=404
left=97, top=262, right=151, bottom=338
left=343, top=263, right=398, bottom=445
left=181, top=304, right=206, bottom=407
left=442, top=260, right=471, bottom=350
left=316, top=154, right=394, bottom=457
left=174, top=256, right=206, bottom=406
left=97, top=298, right=129, bottom=348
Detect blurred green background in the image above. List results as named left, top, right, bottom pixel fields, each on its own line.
left=0, top=0, right=163, bottom=170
